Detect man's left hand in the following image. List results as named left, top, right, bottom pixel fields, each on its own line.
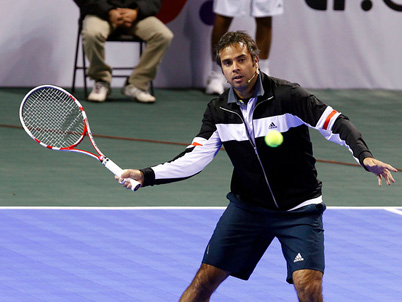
left=363, top=157, right=397, bottom=186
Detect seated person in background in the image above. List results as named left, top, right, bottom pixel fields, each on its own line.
left=74, top=0, right=173, bottom=103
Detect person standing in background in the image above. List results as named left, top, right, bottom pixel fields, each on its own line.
left=206, top=0, right=283, bottom=95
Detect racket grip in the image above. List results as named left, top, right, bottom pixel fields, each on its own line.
left=102, top=158, right=141, bottom=191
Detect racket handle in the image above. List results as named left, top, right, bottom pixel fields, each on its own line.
left=102, top=158, right=141, bottom=191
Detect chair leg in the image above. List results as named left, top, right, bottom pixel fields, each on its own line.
left=150, top=81, right=154, bottom=96
left=71, top=28, right=81, bottom=93
left=82, top=40, right=88, bottom=99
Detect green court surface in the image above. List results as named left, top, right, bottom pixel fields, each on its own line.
left=0, top=87, right=401, bottom=207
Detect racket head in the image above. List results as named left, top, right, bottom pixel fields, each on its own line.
left=19, top=85, right=87, bottom=150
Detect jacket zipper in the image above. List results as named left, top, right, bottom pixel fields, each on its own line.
left=220, top=98, right=279, bottom=208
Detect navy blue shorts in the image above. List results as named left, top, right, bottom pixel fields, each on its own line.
left=202, top=195, right=326, bottom=284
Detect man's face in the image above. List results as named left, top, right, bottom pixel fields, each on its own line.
left=219, top=42, right=258, bottom=98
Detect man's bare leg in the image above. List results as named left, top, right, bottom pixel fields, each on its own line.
left=179, top=263, right=230, bottom=302
left=293, top=269, right=323, bottom=302
left=211, top=14, right=233, bottom=58
left=255, top=16, right=273, bottom=60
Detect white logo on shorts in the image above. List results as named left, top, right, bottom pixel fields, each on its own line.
left=294, top=253, right=304, bottom=263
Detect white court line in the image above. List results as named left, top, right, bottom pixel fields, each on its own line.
left=385, top=208, right=402, bottom=216
left=327, top=206, right=402, bottom=210
left=0, top=206, right=226, bottom=210
left=0, top=206, right=401, bottom=211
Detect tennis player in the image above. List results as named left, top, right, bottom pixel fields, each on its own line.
left=118, top=31, right=397, bottom=301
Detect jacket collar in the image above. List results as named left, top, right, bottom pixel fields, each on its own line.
left=227, top=72, right=272, bottom=105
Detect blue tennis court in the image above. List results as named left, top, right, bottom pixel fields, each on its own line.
left=1, top=88, right=401, bottom=301
left=1, top=207, right=401, bottom=301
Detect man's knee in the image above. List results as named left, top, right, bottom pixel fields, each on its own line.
left=143, top=18, right=174, bottom=47
left=293, top=269, right=323, bottom=302
left=82, top=29, right=107, bottom=44
left=154, top=27, right=174, bottom=48
left=82, top=16, right=109, bottom=42
left=192, top=264, right=229, bottom=290
left=179, top=264, right=229, bottom=302
left=255, top=16, right=272, bottom=28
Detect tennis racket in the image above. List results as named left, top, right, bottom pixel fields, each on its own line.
left=19, top=85, right=141, bottom=191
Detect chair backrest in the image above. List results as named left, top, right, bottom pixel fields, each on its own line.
left=107, top=32, right=144, bottom=42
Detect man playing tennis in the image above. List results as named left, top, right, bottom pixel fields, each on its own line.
left=117, top=31, right=397, bottom=301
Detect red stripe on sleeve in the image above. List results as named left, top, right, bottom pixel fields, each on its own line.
left=192, top=142, right=203, bottom=147
left=323, top=110, right=338, bottom=130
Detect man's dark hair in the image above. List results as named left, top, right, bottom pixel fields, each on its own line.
left=214, top=31, right=260, bottom=67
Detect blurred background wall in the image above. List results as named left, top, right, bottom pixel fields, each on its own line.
left=0, top=0, right=401, bottom=89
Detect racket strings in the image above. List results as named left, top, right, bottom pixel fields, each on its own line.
left=21, top=88, right=85, bottom=148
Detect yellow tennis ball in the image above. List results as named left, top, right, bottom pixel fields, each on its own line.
left=265, top=130, right=283, bottom=148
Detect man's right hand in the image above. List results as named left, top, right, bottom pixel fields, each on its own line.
left=108, top=9, right=124, bottom=27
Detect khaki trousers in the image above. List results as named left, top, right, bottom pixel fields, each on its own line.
left=81, top=15, right=173, bottom=90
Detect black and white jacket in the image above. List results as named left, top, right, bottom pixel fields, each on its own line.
left=141, top=74, right=372, bottom=210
